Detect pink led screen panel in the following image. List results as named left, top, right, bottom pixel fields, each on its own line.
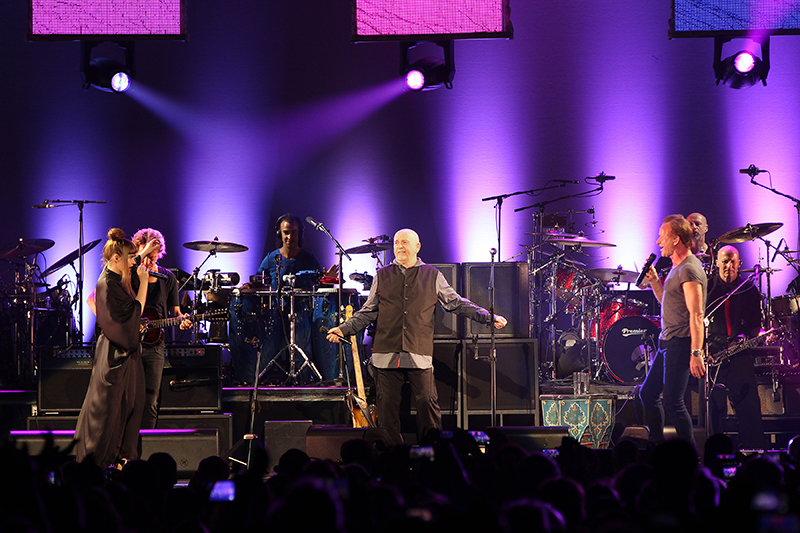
left=354, top=0, right=513, bottom=41
left=29, top=0, right=185, bottom=40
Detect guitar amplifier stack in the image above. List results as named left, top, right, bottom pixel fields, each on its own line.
left=38, top=345, right=222, bottom=413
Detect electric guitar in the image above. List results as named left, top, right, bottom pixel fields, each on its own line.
left=140, top=308, right=228, bottom=345
left=705, top=325, right=786, bottom=367
left=345, top=304, right=376, bottom=428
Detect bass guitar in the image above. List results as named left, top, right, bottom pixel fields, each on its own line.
left=345, top=304, right=376, bottom=428
left=140, top=308, right=228, bottom=345
left=706, top=325, right=786, bottom=367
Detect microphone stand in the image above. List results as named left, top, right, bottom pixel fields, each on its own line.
left=482, top=183, right=563, bottom=263
left=180, top=250, right=216, bottom=344
left=309, top=220, right=351, bottom=383
left=34, top=199, right=106, bottom=344
left=489, top=248, right=498, bottom=427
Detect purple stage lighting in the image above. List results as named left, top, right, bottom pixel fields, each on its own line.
left=733, top=51, right=756, bottom=74
left=405, top=69, right=426, bottom=91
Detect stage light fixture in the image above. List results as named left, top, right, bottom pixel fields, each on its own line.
left=401, top=41, right=455, bottom=91
left=713, top=37, right=770, bottom=89
left=81, top=41, right=135, bottom=93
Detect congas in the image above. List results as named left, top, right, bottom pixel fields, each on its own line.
left=312, top=288, right=363, bottom=382
left=601, top=316, right=660, bottom=384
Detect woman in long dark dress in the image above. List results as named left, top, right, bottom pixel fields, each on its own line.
left=75, top=228, right=149, bottom=468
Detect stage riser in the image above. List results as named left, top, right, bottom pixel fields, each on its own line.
left=10, top=429, right=218, bottom=479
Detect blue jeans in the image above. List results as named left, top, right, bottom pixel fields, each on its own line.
left=639, top=336, right=695, bottom=444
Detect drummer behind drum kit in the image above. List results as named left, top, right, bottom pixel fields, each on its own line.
left=541, top=220, right=799, bottom=385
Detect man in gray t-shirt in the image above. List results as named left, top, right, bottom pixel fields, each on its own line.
left=640, top=214, right=707, bottom=444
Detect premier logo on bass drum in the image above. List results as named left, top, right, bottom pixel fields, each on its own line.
left=621, top=328, right=648, bottom=337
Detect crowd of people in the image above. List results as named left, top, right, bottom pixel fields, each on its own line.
left=4, top=429, right=800, bottom=533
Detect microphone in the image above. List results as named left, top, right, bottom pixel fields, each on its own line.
left=490, top=248, right=497, bottom=256
left=306, top=216, right=325, bottom=231
left=588, top=173, right=616, bottom=183
left=32, top=200, right=55, bottom=209
left=636, top=253, right=657, bottom=287
left=320, top=326, right=348, bottom=343
left=148, top=270, right=168, bottom=279
left=739, top=165, right=766, bottom=178
left=553, top=179, right=579, bottom=184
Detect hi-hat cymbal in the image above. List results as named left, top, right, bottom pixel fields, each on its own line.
left=587, top=267, right=639, bottom=284
left=41, top=239, right=101, bottom=277
left=345, top=243, right=391, bottom=254
left=183, top=240, right=248, bottom=253
left=0, top=238, right=55, bottom=259
left=546, top=236, right=616, bottom=248
left=718, top=222, right=783, bottom=244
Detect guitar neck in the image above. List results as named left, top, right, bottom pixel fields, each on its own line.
left=146, top=312, right=221, bottom=329
left=712, top=327, right=785, bottom=362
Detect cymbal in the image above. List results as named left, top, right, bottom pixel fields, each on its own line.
left=183, top=240, right=248, bottom=253
left=587, top=267, right=639, bottom=284
left=0, top=238, right=55, bottom=259
left=345, top=243, right=391, bottom=254
left=718, top=222, right=783, bottom=244
left=526, top=231, right=579, bottom=238
left=41, top=239, right=101, bottom=277
left=546, top=236, right=616, bottom=248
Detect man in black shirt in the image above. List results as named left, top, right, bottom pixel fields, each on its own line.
left=705, top=245, right=766, bottom=449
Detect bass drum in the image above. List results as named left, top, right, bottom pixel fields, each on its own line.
left=601, top=316, right=660, bottom=384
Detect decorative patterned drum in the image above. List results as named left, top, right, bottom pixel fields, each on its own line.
left=312, top=288, right=363, bottom=381
left=540, top=394, right=616, bottom=448
left=228, top=290, right=276, bottom=384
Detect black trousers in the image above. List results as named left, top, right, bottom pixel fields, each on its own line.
left=708, top=352, right=766, bottom=449
left=373, top=366, right=442, bottom=447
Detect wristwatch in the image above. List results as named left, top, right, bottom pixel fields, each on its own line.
left=691, top=349, right=703, bottom=358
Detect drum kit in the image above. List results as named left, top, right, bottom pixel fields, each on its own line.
left=0, top=237, right=99, bottom=385
left=536, top=218, right=798, bottom=386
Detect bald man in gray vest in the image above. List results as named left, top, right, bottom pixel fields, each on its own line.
left=328, top=229, right=507, bottom=446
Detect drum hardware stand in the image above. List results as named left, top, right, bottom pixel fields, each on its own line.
left=228, top=334, right=265, bottom=471
left=182, top=255, right=217, bottom=344
left=306, top=217, right=351, bottom=383
left=747, top=167, right=800, bottom=262
left=260, top=276, right=322, bottom=385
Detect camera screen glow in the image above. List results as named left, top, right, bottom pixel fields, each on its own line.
left=354, top=0, right=511, bottom=40
left=30, top=0, right=183, bottom=37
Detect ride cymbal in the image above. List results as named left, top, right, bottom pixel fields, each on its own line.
left=41, top=239, right=101, bottom=276
left=587, top=267, right=639, bottom=284
left=718, top=222, right=783, bottom=244
left=183, top=240, right=249, bottom=253
left=0, top=238, right=55, bottom=259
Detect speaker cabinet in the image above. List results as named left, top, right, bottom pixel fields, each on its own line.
left=263, top=420, right=313, bottom=474
left=161, top=345, right=222, bottom=411
left=463, top=339, right=539, bottom=412
left=305, top=425, right=391, bottom=461
left=430, top=263, right=460, bottom=339
left=485, top=426, right=569, bottom=451
left=432, top=340, right=462, bottom=415
left=463, top=262, right=529, bottom=338
left=11, top=428, right=218, bottom=479
left=27, top=413, right=233, bottom=457
left=38, top=347, right=93, bottom=412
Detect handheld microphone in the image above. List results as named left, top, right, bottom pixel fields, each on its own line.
left=32, top=200, right=55, bottom=209
left=306, top=216, right=325, bottom=231
left=553, top=179, right=579, bottom=184
left=636, top=253, right=657, bottom=287
left=320, top=326, right=348, bottom=343
left=134, top=264, right=168, bottom=279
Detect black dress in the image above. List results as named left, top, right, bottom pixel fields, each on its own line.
left=75, top=267, right=145, bottom=467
